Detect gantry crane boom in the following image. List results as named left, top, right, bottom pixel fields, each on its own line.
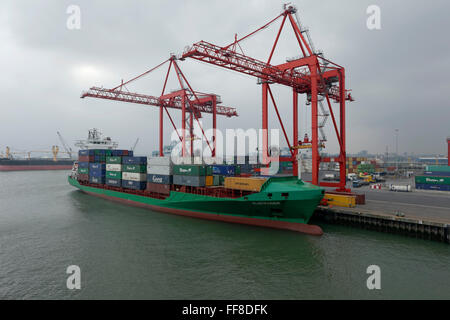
left=81, top=87, right=237, bottom=117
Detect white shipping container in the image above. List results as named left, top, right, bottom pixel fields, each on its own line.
left=106, top=164, right=122, bottom=172
left=122, top=172, right=147, bottom=181
left=147, top=156, right=172, bottom=166
left=147, top=165, right=172, bottom=175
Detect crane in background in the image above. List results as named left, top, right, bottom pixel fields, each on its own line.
left=57, top=131, right=74, bottom=159
left=131, top=138, right=140, bottom=151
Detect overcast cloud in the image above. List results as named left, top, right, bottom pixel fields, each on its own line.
left=1, top=0, right=449, bottom=157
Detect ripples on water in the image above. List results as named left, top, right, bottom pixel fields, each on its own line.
left=0, top=171, right=449, bottom=299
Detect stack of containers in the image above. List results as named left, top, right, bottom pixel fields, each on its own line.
left=77, top=149, right=94, bottom=182
left=105, top=156, right=122, bottom=187
left=415, top=165, right=450, bottom=191
left=173, top=164, right=210, bottom=187
left=89, top=162, right=106, bottom=184
left=146, top=157, right=173, bottom=195
left=122, top=156, right=147, bottom=190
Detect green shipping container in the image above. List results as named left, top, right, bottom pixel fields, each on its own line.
left=426, top=165, right=450, bottom=173
left=106, top=156, right=122, bottom=164
left=123, top=164, right=147, bottom=173
left=415, top=175, right=450, bottom=185
left=78, top=167, right=89, bottom=174
left=106, top=171, right=122, bottom=179
left=213, top=175, right=220, bottom=186
left=173, top=165, right=207, bottom=176
left=206, top=166, right=213, bottom=176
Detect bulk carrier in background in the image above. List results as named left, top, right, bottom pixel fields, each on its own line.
left=68, top=145, right=325, bottom=235
left=0, top=145, right=73, bottom=171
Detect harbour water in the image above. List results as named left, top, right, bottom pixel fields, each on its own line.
left=1, top=171, right=449, bottom=299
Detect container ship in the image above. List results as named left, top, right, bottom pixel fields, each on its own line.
left=68, top=148, right=325, bottom=235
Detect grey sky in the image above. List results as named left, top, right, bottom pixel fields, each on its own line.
left=1, top=0, right=449, bottom=157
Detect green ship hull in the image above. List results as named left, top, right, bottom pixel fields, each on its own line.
left=68, top=176, right=325, bottom=235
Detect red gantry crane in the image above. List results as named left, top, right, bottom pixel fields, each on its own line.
left=180, top=4, right=353, bottom=191
left=81, top=55, right=238, bottom=157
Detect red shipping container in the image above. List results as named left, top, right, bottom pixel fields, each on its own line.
left=78, top=174, right=89, bottom=182
left=146, top=182, right=171, bottom=195
left=78, top=155, right=94, bottom=162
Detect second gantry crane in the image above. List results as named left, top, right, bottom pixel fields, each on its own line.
left=81, top=55, right=238, bottom=157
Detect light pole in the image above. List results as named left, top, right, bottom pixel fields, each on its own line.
left=395, top=129, right=399, bottom=173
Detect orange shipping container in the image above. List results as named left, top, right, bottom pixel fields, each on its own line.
left=205, top=176, right=213, bottom=186
left=224, top=177, right=267, bottom=192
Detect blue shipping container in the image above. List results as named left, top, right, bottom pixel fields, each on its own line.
left=122, top=156, right=147, bottom=165
left=423, top=171, right=450, bottom=177
left=211, top=165, right=236, bottom=176
left=89, top=167, right=105, bottom=177
left=89, top=176, right=105, bottom=184
left=79, top=149, right=95, bottom=156
left=78, top=162, right=89, bottom=168
left=106, top=178, right=122, bottom=187
left=415, top=183, right=450, bottom=191
left=122, top=180, right=146, bottom=190
left=89, top=163, right=106, bottom=170
left=147, top=174, right=173, bottom=184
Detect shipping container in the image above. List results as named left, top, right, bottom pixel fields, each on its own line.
left=94, top=155, right=106, bottom=163
left=78, top=174, right=89, bottom=182
left=106, top=164, right=122, bottom=172
left=89, top=176, right=105, bottom=184
left=106, top=178, right=122, bottom=187
left=89, top=167, right=106, bottom=177
left=122, top=180, right=146, bottom=190
left=147, top=174, right=173, bottom=185
left=146, top=182, right=171, bottom=195
left=415, top=176, right=450, bottom=185
left=415, top=183, right=450, bottom=191
left=106, top=171, right=122, bottom=179
left=89, top=163, right=106, bottom=170
left=211, top=165, right=236, bottom=176
left=205, top=176, right=213, bottom=186
left=106, top=156, right=122, bottom=164
left=79, top=149, right=94, bottom=156
left=123, top=164, right=147, bottom=173
left=173, top=165, right=207, bottom=176
left=147, top=165, right=172, bottom=175
left=78, top=167, right=89, bottom=174
left=122, top=172, right=147, bottom=181
left=78, top=162, right=89, bottom=168
left=78, top=155, right=94, bottom=162
left=224, top=177, right=267, bottom=192
left=213, top=175, right=220, bottom=186
left=173, top=175, right=206, bottom=187
left=122, top=156, right=147, bottom=165
left=147, top=156, right=172, bottom=166
left=426, top=165, right=450, bottom=173
left=423, top=171, right=450, bottom=177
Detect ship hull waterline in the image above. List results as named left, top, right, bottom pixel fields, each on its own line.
left=68, top=176, right=324, bottom=236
